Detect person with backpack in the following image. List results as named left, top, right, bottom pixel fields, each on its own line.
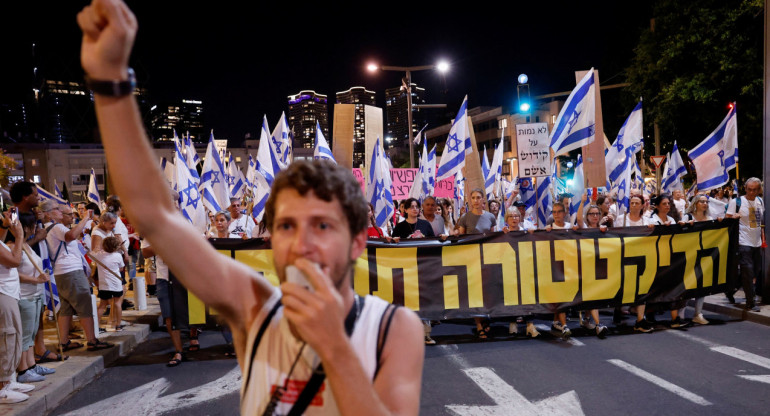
left=726, top=178, right=764, bottom=312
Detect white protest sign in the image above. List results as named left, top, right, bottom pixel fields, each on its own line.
left=515, top=123, right=551, bottom=177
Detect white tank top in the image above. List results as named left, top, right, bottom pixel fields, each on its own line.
left=240, top=290, right=391, bottom=415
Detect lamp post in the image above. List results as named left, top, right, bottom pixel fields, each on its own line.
left=368, top=62, right=449, bottom=168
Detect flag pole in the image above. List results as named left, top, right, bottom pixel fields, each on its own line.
left=22, top=244, right=65, bottom=359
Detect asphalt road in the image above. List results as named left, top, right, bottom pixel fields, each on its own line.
left=52, top=308, right=770, bottom=415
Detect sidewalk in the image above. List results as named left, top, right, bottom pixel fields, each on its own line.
left=698, top=289, right=770, bottom=326
left=0, top=288, right=162, bottom=416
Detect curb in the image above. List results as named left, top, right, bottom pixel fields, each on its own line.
left=700, top=300, right=770, bottom=327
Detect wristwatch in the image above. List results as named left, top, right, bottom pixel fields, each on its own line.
left=84, top=68, right=136, bottom=97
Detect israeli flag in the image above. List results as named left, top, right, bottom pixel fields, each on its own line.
left=54, top=180, right=64, bottom=199
left=87, top=168, right=100, bottom=204
left=631, top=155, right=643, bottom=192
left=453, top=170, right=466, bottom=221
left=569, top=154, right=585, bottom=218
left=536, top=175, right=553, bottom=228
left=313, top=121, right=336, bottom=163
left=517, top=177, right=536, bottom=210
left=160, top=157, right=175, bottom=187
left=245, top=154, right=256, bottom=189
left=606, top=101, right=643, bottom=185
left=688, top=105, right=738, bottom=191
left=199, top=131, right=229, bottom=213
left=271, top=112, right=292, bottom=169
left=257, top=115, right=277, bottom=186
left=408, top=151, right=424, bottom=201
left=437, top=96, right=472, bottom=181
left=251, top=169, right=270, bottom=223
left=616, top=148, right=634, bottom=213
left=182, top=132, right=200, bottom=177
left=486, top=129, right=504, bottom=198
left=644, top=178, right=657, bottom=196
left=662, top=141, right=686, bottom=193
left=413, top=123, right=428, bottom=145
left=549, top=69, right=596, bottom=157
left=35, top=185, right=68, bottom=206
left=228, top=153, right=246, bottom=199
left=481, top=146, right=491, bottom=188
left=423, top=142, right=436, bottom=197
left=39, top=242, right=60, bottom=313
left=175, top=139, right=207, bottom=232
left=366, top=138, right=394, bottom=228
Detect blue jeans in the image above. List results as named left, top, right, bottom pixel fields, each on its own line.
left=737, top=245, right=760, bottom=307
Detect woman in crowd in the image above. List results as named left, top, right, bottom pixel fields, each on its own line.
left=392, top=198, right=435, bottom=240
left=366, top=203, right=385, bottom=238
left=543, top=200, right=576, bottom=338
left=440, top=198, right=456, bottom=233
left=649, top=193, right=687, bottom=327
left=574, top=200, right=610, bottom=338
left=92, top=236, right=126, bottom=331
left=91, top=211, right=118, bottom=252
left=10, top=213, right=55, bottom=384
left=208, top=210, right=231, bottom=239
left=596, top=195, right=614, bottom=227
left=678, top=194, right=715, bottom=325
left=501, top=208, right=539, bottom=338
left=616, top=194, right=655, bottom=332
left=0, top=212, right=31, bottom=403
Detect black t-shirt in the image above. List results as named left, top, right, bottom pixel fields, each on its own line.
left=392, top=219, right=435, bottom=239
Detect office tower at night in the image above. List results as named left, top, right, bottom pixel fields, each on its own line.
left=385, top=83, right=426, bottom=166
left=336, top=86, right=376, bottom=167
left=287, top=90, right=329, bottom=150
left=150, top=99, right=204, bottom=142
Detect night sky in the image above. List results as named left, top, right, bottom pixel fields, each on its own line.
left=2, top=1, right=653, bottom=142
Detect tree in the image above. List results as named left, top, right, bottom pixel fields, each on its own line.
left=626, top=0, right=764, bottom=179
left=0, top=148, right=18, bottom=188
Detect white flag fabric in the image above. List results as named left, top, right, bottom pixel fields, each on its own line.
left=569, top=154, right=585, bottom=218
left=36, top=184, right=68, bottom=206
left=453, top=170, right=465, bottom=221
left=87, top=168, right=100, bottom=204
left=257, top=115, right=277, bottom=186
left=607, top=101, right=643, bottom=185
left=251, top=169, right=270, bottom=223
left=662, top=141, right=686, bottom=193
left=313, top=121, right=336, bottom=163
left=422, top=142, right=436, bottom=197
left=436, top=96, right=471, bottom=181
left=630, top=155, right=643, bottom=193
left=54, top=180, right=64, bottom=199
left=246, top=154, right=257, bottom=189
left=481, top=146, right=490, bottom=187
left=688, top=105, right=738, bottom=191
left=160, top=157, right=175, bottom=187
left=413, top=123, right=428, bottom=145
left=486, top=128, right=504, bottom=198
left=39, top=241, right=60, bottom=313
left=549, top=69, right=596, bottom=157
left=199, top=132, right=229, bottom=213
left=408, top=152, right=423, bottom=201
left=228, top=153, right=246, bottom=199
left=271, top=112, right=292, bottom=169
left=175, top=138, right=207, bottom=233
left=366, top=138, right=394, bottom=228
left=517, top=177, right=536, bottom=210
left=536, top=175, right=553, bottom=228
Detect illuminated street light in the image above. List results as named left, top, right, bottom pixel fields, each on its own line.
left=437, top=61, right=450, bottom=73
left=367, top=63, right=378, bottom=72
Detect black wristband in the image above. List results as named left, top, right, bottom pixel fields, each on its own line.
left=84, top=68, right=136, bottom=97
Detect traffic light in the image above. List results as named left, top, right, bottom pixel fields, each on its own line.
left=519, top=101, right=531, bottom=112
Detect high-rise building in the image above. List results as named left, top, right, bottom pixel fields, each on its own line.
left=150, top=99, right=204, bottom=142
left=287, top=90, right=329, bottom=150
left=39, top=79, right=96, bottom=143
left=336, top=86, right=376, bottom=167
left=385, top=83, right=426, bottom=166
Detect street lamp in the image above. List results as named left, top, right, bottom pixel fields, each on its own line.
left=367, top=61, right=450, bottom=168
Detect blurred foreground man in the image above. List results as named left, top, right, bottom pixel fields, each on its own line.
left=77, top=0, right=424, bottom=414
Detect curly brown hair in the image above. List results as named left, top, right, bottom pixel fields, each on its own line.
left=265, top=160, right=368, bottom=237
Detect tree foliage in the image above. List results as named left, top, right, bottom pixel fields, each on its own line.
left=0, top=148, right=18, bottom=189
left=626, top=0, right=764, bottom=178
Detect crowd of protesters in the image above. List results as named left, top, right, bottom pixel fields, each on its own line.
left=372, top=179, right=763, bottom=344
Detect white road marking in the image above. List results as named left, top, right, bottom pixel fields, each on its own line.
left=737, top=375, right=770, bottom=384
left=710, top=346, right=770, bottom=370
left=440, top=344, right=471, bottom=369
left=62, top=367, right=241, bottom=415
left=607, top=359, right=712, bottom=406
left=446, top=367, right=585, bottom=416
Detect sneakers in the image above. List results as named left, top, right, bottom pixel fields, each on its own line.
left=17, top=370, right=45, bottom=383
left=31, top=365, right=55, bottom=376
left=7, top=374, right=34, bottom=393
left=596, top=325, right=609, bottom=339
left=525, top=323, right=540, bottom=338
left=509, top=322, right=518, bottom=335
left=691, top=314, right=709, bottom=325
left=634, top=319, right=654, bottom=333
left=670, top=317, right=687, bottom=328
left=0, top=385, right=29, bottom=404
left=551, top=322, right=571, bottom=338
left=580, top=318, right=596, bottom=331
left=747, top=305, right=761, bottom=312
left=424, top=335, right=436, bottom=345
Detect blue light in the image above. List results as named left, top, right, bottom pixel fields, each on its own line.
left=518, top=74, right=528, bottom=84
left=519, top=102, right=531, bottom=112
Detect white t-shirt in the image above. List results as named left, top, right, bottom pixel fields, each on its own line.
left=617, top=214, right=651, bottom=227
left=228, top=215, right=255, bottom=238
left=0, top=241, right=20, bottom=300
left=141, top=239, right=169, bottom=280
left=650, top=214, right=676, bottom=226
left=91, top=227, right=115, bottom=251
left=420, top=213, right=447, bottom=236
left=19, top=247, right=44, bottom=299
left=92, top=251, right=125, bottom=292
left=46, top=223, right=85, bottom=275
left=114, top=218, right=130, bottom=251
left=550, top=222, right=573, bottom=230
left=727, top=196, right=764, bottom=247
left=673, top=198, right=687, bottom=217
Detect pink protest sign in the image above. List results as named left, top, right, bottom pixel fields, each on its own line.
left=351, top=168, right=454, bottom=200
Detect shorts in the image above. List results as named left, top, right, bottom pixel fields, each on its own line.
left=0, top=293, right=21, bottom=381
left=145, top=257, right=156, bottom=273
left=55, top=270, right=94, bottom=318
left=18, top=295, right=43, bottom=350
left=98, top=290, right=123, bottom=300
left=156, top=278, right=172, bottom=319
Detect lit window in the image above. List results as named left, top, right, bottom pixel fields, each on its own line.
left=32, top=175, right=40, bottom=183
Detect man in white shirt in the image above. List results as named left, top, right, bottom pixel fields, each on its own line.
left=419, top=196, right=447, bottom=237
left=227, top=198, right=255, bottom=239
left=726, top=178, right=764, bottom=311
